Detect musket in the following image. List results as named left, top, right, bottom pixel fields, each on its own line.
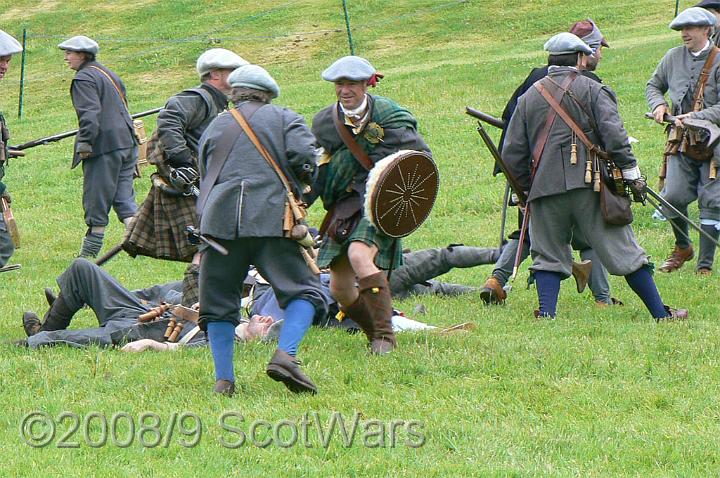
left=10, top=107, right=162, bottom=151
left=186, top=226, right=229, bottom=256
left=644, top=186, right=720, bottom=247
left=467, top=109, right=529, bottom=281
left=96, top=243, right=124, bottom=266
left=466, top=107, right=506, bottom=130
left=644, top=112, right=720, bottom=146
left=499, top=181, right=510, bottom=249
left=467, top=113, right=528, bottom=206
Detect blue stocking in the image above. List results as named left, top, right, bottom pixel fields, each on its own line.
left=534, top=270, right=562, bottom=318
left=207, top=321, right=236, bottom=382
left=624, top=266, right=667, bottom=319
left=278, top=299, right=315, bottom=356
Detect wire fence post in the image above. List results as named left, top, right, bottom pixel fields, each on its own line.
left=17, top=28, right=27, bottom=119
left=342, top=0, right=355, bottom=55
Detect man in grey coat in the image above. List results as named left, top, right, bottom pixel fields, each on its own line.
left=124, top=48, right=247, bottom=306
left=481, top=19, right=618, bottom=307
left=0, top=30, right=23, bottom=268
left=503, top=32, right=686, bottom=321
left=59, top=35, right=138, bottom=258
left=197, top=64, right=327, bottom=396
left=646, top=7, right=720, bottom=275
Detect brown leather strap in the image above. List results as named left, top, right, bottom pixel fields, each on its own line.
left=534, top=79, right=609, bottom=161
left=318, top=205, right=335, bottom=237
left=89, top=65, right=129, bottom=111
left=693, top=46, right=720, bottom=111
left=530, top=73, right=577, bottom=179
left=332, top=103, right=374, bottom=171
left=229, top=108, right=297, bottom=195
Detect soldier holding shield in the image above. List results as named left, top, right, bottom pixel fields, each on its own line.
left=312, top=56, right=433, bottom=354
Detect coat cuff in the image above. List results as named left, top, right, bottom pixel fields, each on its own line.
left=76, top=142, right=93, bottom=154
left=621, top=165, right=641, bottom=181
left=649, top=101, right=668, bottom=114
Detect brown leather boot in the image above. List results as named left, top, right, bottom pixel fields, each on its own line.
left=358, top=272, right=396, bottom=354
left=480, top=277, right=506, bottom=304
left=340, top=294, right=374, bottom=342
left=571, top=260, right=592, bottom=293
left=658, top=245, right=694, bottom=273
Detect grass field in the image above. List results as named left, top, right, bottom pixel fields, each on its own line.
left=1, top=0, right=720, bottom=476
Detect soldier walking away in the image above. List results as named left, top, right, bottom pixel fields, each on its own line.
left=59, top=36, right=138, bottom=258
left=197, top=65, right=327, bottom=396
left=481, top=19, right=619, bottom=307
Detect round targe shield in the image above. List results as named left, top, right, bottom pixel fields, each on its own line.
left=364, top=150, right=439, bottom=238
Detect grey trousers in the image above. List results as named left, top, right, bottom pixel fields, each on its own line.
left=571, top=230, right=611, bottom=303
left=529, top=189, right=648, bottom=277
left=199, top=237, right=328, bottom=329
left=390, top=247, right=496, bottom=300
left=0, top=214, right=14, bottom=267
left=82, top=146, right=138, bottom=227
left=27, top=259, right=149, bottom=348
left=662, top=153, right=720, bottom=221
left=492, top=222, right=611, bottom=301
left=492, top=238, right=530, bottom=287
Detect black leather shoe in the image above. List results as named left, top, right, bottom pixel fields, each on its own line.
left=656, top=306, right=689, bottom=322
left=266, top=349, right=317, bottom=394
left=22, top=311, right=41, bottom=337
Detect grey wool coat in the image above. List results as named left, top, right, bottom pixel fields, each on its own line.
left=197, top=101, right=316, bottom=240
left=646, top=44, right=720, bottom=120
left=69, top=61, right=136, bottom=168
left=156, top=84, right=227, bottom=168
left=503, top=67, right=637, bottom=202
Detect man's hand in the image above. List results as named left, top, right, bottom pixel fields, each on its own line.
left=121, top=339, right=179, bottom=353
left=1, top=191, right=10, bottom=204
left=169, top=166, right=199, bottom=194
left=653, top=105, right=669, bottom=124
left=674, top=112, right=693, bottom=128
left=626, top=178, right=647, bottom=204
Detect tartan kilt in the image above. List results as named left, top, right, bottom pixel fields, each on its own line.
left=123, top=184, right=198, bottom=262
left=316, top=216, right=403, bottom=270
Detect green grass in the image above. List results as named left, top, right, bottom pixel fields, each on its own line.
left=1, top=0, right=719, bottom=476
